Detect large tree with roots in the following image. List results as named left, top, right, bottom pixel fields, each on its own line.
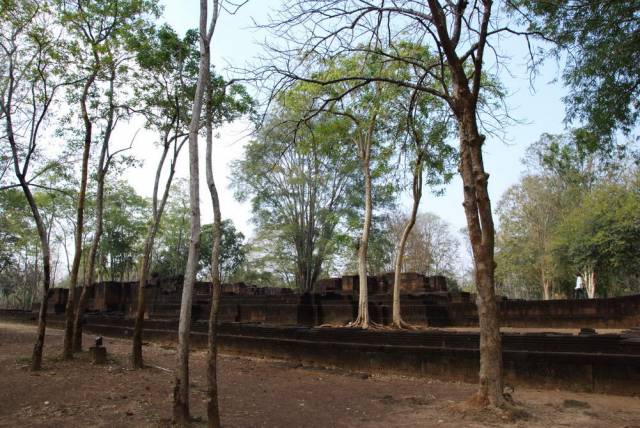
left=260, top=0, right=521, bottom=407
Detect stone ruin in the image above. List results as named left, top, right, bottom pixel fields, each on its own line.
left=40, top=271, right=640, bottom=328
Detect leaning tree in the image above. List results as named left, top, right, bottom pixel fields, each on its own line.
left=0, top=0, right=64, bottom=370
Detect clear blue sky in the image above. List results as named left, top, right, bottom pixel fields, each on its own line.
left=124, top=1, right=570, bottom=240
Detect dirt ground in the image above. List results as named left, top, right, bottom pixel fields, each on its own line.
left=1, top=321, right=639, bottom=428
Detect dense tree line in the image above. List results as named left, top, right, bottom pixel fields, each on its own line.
left=496, top=131, right=640, bottom=300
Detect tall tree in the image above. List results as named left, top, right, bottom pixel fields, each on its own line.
left=0, top=0, right=64, bottom=370
left=495, top=175, right=565, bottom=300
left=232, top=89, right=361, bottom=292
left=130, top=24, right=196, bottom=369
left=296, top=52, right=406, bottom=328
left=552, top=181, right=640, bottom=298
left=263, top=0, right=515, bottom=406
left=515, top=0, right=640, bottom=138
left=203, top=24, right=252, bottom=428
left=389, top=62, right=453, bottom=328
left=59, top=0, right=158, bottom=360
left=73, top=59, right=130, bottom=352
left=173, top=0, right=219, bottom=424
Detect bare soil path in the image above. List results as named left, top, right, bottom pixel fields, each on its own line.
left=1, top=321, right=639, bottom=427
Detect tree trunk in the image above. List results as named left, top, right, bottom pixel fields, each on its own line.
left=132, top=135, right=182, bottom=368
left=173, top=1, right=214, bottom=422
left=205, top=79, right=222, bottom=428
left=350, top=134, right=372, bottom=328
left=16, top=187, right=50, bottom=370
left=5, top=97, right=52, bottom=370
left=583, top=268, right=596, bottom=298
left=541, top=270, right=552, bottom=300
left=392, top=159, right=422, bottom=328
left=458, top=109, right=504, bottom=407
left=131, top=228, right=155, bottom=368
left=63, top=70, right=97, bottom=360
left=73, top=66, right=115, bottom=352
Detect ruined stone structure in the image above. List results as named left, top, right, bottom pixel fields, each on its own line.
left=10, top=272, right=640, bottom=395
left=43, top=272, right=640, bottom=329
left=44, top=273, right=452, bottom=326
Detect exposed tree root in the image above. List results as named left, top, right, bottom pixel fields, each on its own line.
left=345, top=316, right=382, bottom=329
left=390, top=318, right=421, bottom=330
left=460, top=389, right=528, bottom=422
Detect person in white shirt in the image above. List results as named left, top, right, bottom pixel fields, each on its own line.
left=574, top=273, right=585, bottom=299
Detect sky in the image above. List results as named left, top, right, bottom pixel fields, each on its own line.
left=121, top=0, right=570, bottom=241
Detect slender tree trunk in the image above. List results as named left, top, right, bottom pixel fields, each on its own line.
left=131, top=229, right=155, bottom=367
left=5, top=103, right=52, bottom=371
left=63, top=70, right=97, bottom=360
left=27, top=191, right=51, bottom=371
left=173, top=1, right=215, bottom=422
left=16, top=187, right=50, bottom=369
left=73, top=67, right=115, bottom=351
left=205, top=80, right=222, bottom=428
left=583, top=268, right=596, bottom=298
left=458, top=109, right=504, bottom=407
left=392, top=159, right=422, bottom=327
left=541, top=270, right=552, bottom=300
left=132, top=135, right=183, bottom=368
left=350, top=134, right=372, bottom=328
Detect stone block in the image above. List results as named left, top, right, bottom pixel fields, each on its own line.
left=89, top=346, right=107, bottom=364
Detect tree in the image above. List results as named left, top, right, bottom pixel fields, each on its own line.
left=203, top=52, right=252, bottom=427
left=99, top=181, right=149, bottom=281
left=0, top=0, right=64, bottom=370
left=152, top=181, right=190, bottom=278
left=130, top=23, right=196, bottom=369
left=525, top=130, right=634, bottom=190
left=552, top=181, right=640, bottom=298
left=59, top=0, right=158, bottom=360
left=0, top=189, right=42, bottom=309
left=73, top=58, right=132, bottom=352
left=200, top=220, right=247, bottom=282
left=232, top=89, right=362, bottom=292
left=495, top=175, right=566, bottom=300
left=300, top=52, right=410, bottom=328
left=515, top=0, right=640, bottom=138
left=390, top=212, right=461, bottom=277
left=173, top=0, right=219, bottom=424
left=263, top=0, right=514, bottom=406
left=389, top=60, right=454, bottom=327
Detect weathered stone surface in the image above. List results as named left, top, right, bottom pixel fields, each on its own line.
left=89, top=346, right=107, bottom=364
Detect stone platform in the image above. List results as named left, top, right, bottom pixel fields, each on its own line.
left=41, top=273, right=640, bottom=329
left=9, top=311, right=637, bottom=396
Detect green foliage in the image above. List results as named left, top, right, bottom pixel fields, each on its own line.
left=232, top=81, right=367, bottom=290
left=199, top=220, right=247, bottom=283
left=497, top=131, right=640, bottom=298
left=131, top=23, right=253, bottom=140
left=151, top=181, right=247, bottom=282
left=552, top=182, right=640, bottom=296
left=495, top=175, right=566, bottom=299
left=151, top=180, right=190, bottom=278
left=99, top=181, right=149, bottom=280
left=525, top=129, right=636, bottom=188
left=517, top=0, right=640, bottom=137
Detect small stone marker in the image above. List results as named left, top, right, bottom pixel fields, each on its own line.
left=89, top=336, right=107, bottom=364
